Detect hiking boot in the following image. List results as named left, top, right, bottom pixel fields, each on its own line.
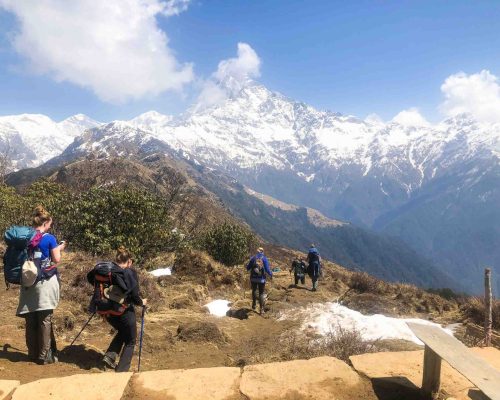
left=259, top=308, right=265, bottom=316
left=36, top=349, right=57, bottom=365
left=103, top=352, right=118, bottom=370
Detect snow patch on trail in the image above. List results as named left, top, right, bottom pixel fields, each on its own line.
left=282, top=302, right=454, bottom=345
left=205, top=300, right=231, bottom=317
left=149, top=267, right=172, bottom=277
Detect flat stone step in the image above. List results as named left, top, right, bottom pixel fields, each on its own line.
left=0, top=380, right=20, bottom=400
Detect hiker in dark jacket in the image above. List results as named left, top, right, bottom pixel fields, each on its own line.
left=289, top=258, right=307, bottom=286
left=246, top=247, right=272, bottom=315
left=16, top=206, right=66, bottom=365
left=102, top=247, right=147, bottom=372
left=307, top=244, right=322, bottom=292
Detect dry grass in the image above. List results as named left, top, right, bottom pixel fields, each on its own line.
left=461, top=297, right=500, bottom=329
left=176, top=321, right=227, bottom=344
left=349, top=272, right=388, bottom=295
left=278, top=325, right=378, bottom=364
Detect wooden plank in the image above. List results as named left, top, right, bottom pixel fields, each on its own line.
left=422, top=345, right=441, bottom=397
left=407, top=322, right=500, bottom=400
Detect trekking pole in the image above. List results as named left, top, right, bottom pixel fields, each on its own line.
left=137, top=305, right=146, bottom=372
left=69, top=312, right=96, bottom=346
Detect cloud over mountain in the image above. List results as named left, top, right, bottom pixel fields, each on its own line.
left=440, top=69, right=500, bottom=123
left=0, top=0, right=194, bottom=103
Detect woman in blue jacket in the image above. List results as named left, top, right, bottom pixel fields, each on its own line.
left=246, top=247, right=272, bottom=315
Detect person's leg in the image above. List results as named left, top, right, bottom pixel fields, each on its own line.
left=300, top=275, right=305, bottom=285
left=115, top=311, right=137, bottom=372
left=251, top=281, right=258, bottom=310
left=104, top=316, right=125, bottom=367
left=258, top=282, right=266, bottom=314
left=37, top=310, right=56, bottom=363
left=312, top=277, right=318, bottom=291
left=24, top=312, right=39, bottom=361
left=294, top=274, right=299, bottom=285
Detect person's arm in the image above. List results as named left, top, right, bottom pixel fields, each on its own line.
left=129, top=269, right=145, bottom=306
left=246, top=257, right=255, bottom=271
left=48, top=236, right=64, bottom=263
left=264, top=257, right=272, bottom=278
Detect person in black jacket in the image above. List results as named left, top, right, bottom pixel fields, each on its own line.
left=102, top=246, right=147, bottom=372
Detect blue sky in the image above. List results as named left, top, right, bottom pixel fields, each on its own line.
left=1, top=0, right=500, bottom=123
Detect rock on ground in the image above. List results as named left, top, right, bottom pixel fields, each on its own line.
left=129, top=367, right=241, bottom=400
left=240, top=356, right=377, bottom=400
left=11, top=372, right=132, bottom=400
left=350, top=347, right=500, bottom=400
left=0, top=380, right=20, bottom=400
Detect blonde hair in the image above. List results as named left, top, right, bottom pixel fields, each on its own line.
left=115, top=246, right=133, bottom=264
left=32, top=205, right=52, bottom=228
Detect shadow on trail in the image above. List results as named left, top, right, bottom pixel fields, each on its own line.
left=0, top=343, right=30, bottom=363
left=226, top=308, right=252, bottom=320
left=287, top=284, right=311, bottom=291
left=58, top=344, right=103, bottom=370
left=370, top=377, right=424, bottom=400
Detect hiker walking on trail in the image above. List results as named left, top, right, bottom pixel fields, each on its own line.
left=92, top=247, right=147, bottom=372
left=307, top=244, right=322, bottom=292
left=289, top=258, right=307, bottom=286
left=14, top=206, right=66, bottom=364
left=246, top=247, right=273, bottom=315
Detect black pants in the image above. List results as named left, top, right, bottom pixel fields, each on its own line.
left=294, top=274, right=305, bottom=285
left=106, top=309, right=137, bottom=372
left=251, top=281, right=266, bottom=310
left=24, top=310, right=57, bottom=362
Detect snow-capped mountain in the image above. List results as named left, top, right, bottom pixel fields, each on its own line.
left=0, top=113, right=101, bottom=170
left=3, top=81, right=499, bottom=292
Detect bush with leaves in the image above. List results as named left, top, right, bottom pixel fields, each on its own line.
left=200, top=222, right=255, bottom=266
left=0, top=180, right=178, bottom=260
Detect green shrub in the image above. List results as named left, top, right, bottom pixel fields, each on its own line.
left=200, top=222, right=255, bottom=266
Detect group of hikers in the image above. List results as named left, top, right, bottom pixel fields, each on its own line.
left=245, top=244, right=322, bottom=315
left=3, top=206, right=321, bottom=372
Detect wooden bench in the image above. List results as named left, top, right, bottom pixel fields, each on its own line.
left=407, top=322, right=500, bottom=400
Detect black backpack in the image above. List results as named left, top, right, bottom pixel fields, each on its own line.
left=251, top=256, right=265, bottom=279
left=87, top=262, right=132, bottom=316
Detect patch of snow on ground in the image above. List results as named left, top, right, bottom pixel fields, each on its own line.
left=284, top=302, right=453, bottom=345
left=149, top=267, right=172, bottom=277
left=205, top=300, right=231, bottom=317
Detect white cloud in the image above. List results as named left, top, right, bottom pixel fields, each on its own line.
left=365, top=113, right=384, bottom=125
left=391, top=108, right=430, bottom=127
left=163, top=0, right=192, bottom=17
left=439, top=70, right=500, bottom=123
left=195, top=42, right=261, bottom=110
left=0, top=0, right=194, bottom=104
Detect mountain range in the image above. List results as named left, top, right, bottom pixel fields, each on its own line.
left=2, top=80, right=499, bottom=293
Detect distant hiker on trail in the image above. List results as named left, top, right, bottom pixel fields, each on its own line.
left=307, top=244, right=322, bottom=292
left=246, top=247, right=273, bottom=315
left=13, top=206, right=66, bottom=364
left=289, top=257, right=307, bottom=286
left=88, top=247, right=147, bottom=372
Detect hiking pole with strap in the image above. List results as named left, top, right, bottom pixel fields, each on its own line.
left=70, top=312, right=96, bottom=346
left=137, top=305, right=146, bottom=372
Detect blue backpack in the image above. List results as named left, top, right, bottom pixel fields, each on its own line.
left=3, top=226, right=38, bottom=286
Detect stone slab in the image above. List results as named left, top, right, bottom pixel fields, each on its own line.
left=0, top=380, right=20, bottom=400
left=131, top=367, right=241, bottom=400
left=11, top=372, right=132, bottom=400
left=240, top=356, right=377, bottom=400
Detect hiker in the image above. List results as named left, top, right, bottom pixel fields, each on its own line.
left=15, top=205, right=66, bottom=364
left=307, top=244, right=322, bottom=292
left=100, top=247, right=147, bottom=372
left=289, top=257, right=307, bottom=286
left=246, top=247, right=273, bottom=315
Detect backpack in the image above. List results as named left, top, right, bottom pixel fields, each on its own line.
left=3, top=226, right=45, bottom=287
left=251, top=256, right=265, bottom=279
left=87, top=262, right=131, bottom=316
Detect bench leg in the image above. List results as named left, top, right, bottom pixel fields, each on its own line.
left=422, top=345, right=442, bottom=399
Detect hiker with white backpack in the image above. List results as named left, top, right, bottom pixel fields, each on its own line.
left=246, top=247, right=272, bottom=315
left=3, top=206, right=66, bottom=365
